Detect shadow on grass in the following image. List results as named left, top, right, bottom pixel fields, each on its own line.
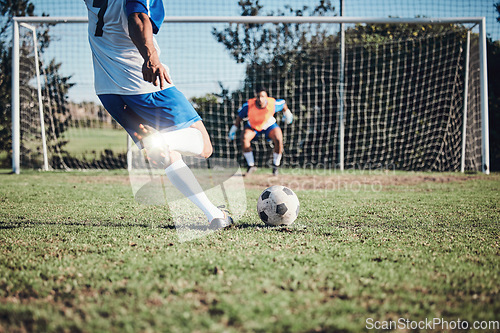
left=0, top=221, right=311, bottom=233
left=0, top=221, right=177, bottom=229
left=235, top=222, right=267, bottom=229
left=235, top=222, right=308, bottom=233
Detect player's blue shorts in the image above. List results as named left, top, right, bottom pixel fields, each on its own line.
left=99, top=86, right=202, bottom=146
left=245, top=122, right=279, bottom=141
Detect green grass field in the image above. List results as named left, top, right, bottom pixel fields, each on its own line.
left=0, top=170, right=499, bottom=332
left=62, top=127, right=128, bottom=160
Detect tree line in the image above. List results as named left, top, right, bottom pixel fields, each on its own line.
left=0, top=0, right=498, bottom=171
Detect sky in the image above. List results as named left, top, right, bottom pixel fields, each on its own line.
left=24, top=0, right=500, bottom=103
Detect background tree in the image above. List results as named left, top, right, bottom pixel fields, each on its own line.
left=210, top=0, right=492, bottom=171
left=210, top=0, right=337, bottom=166
left=1, top=1, right=35, bottom=167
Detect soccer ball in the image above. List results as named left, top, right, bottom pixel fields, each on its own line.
left=257, top=185, right=300, bottom=226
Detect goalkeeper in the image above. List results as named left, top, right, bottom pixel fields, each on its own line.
left=228, top=86, right=293, bottom=176
left=84, top=0, right=232, bottom=230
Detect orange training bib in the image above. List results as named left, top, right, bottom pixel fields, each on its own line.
left=247, top=97, right=276, bottom=131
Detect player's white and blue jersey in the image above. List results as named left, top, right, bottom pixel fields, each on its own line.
left=84, top=0, right=202, bottom=143
left=125, top=0, right=164, bottom=34
left=237, top=99, right=286, bottom=131
left=84, top=0, right=171, bottom=95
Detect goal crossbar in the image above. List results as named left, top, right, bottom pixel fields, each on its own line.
left=13, top=16, right=485, bottom=24
left=11, top=16, right=490, bottom=174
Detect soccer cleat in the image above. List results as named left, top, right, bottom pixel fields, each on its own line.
left=272, top=164, right=279, bottom=176
left=245, top=165, right=258, bottom=176
left=209, top=210, right=234, bottom=230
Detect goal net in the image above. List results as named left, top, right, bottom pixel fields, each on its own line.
left=12, top=16, right=487, bottom=172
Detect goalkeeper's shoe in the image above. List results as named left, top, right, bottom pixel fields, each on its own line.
left=272, top=164, right=279, bottom=176
left=209, top=209, right=234, bottom=230
left=245, top=165, right=258, bottom=176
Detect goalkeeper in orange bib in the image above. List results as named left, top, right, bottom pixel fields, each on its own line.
left=228, top=86, right=293, bottom=176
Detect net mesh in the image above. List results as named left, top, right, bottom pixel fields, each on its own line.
left=18, top=23, right=128, bottom=170
left=341, top=28, right=482, bottom=171
left=27, top=0, right=500, bottom=40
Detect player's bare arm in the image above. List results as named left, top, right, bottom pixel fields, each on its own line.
left=233, top=115, right=242, bottom=127
left=128, top=12, right=171, bottom=88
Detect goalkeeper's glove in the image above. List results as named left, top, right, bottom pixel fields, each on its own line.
left=228, top=125, right=238, bottom=141
left=282, top=109, right=294, bottom=125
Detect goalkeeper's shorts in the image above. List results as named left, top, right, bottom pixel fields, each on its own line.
left=245, top=122, right=279, bottom=141
left=99, top=86, right=202, bottom=146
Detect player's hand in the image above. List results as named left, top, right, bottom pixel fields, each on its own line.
left=228, top=125, right=238, bottom=141
left=142, top=55, right=172, bottom=89
left=133, top=123, right=157, bottom=147
left=283, top=109, right=293, bottom=125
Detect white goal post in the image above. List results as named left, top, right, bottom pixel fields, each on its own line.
left=11, top=15, right=490, bottom=174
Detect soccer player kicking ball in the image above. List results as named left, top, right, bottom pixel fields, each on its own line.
left=228, top=86, right=293, bottom=176
left=84, top=0, right=232, bottom=230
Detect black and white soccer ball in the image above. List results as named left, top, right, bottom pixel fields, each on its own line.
left=257, top=185, right=300, bottom=226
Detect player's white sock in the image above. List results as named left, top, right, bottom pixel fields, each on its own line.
left=165, top=159, right=224, bottom=221
left=243, top=151, right=255, bottom=166
left=273, top=152, right=282, bottom=166
left=156, top=128, right=203, bottom=156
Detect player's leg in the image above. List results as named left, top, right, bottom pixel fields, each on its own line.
left=189, top=120, right=213, bottom=158
left=267, top=125, right=284, bottom=175
left=100, top=92, right=231, bottom=228
left=164, top=150, right=231, bottom=229
left=152, top=89, right=231, bottom=227
left=241, top=127, right=258, bottom=174
left=99, top=92, right=203, bottom=152
left=135, top=119, right=212, bottom=160
left=124, top=87, right=209, bottom=161
left=135, top=123, right=228, bottom=226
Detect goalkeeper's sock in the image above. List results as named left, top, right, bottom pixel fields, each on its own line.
left=243, top=151, right=255, bottom=166
left=161, top=128, right=203, bottom=156
left=165, top=159, right=224, bottom=222
left=273, top=152, right=282, bottom=166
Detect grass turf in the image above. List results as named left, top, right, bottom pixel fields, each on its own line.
left=61, top=127, right=128, bottom=160
left=0, top=170, right=499, bottom=332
